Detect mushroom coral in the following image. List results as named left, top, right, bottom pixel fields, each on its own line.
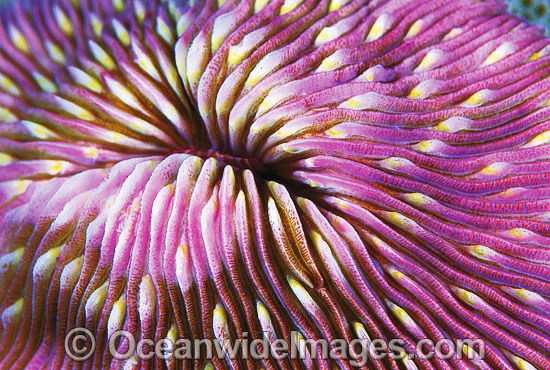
left=0, top=0, right=550, bottom=369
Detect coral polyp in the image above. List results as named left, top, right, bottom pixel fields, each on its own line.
left=1, top=0, right=550, bottom=369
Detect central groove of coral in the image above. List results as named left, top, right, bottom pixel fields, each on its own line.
left=178, top=149, right=270, bottom=176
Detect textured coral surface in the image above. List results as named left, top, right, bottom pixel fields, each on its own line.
left=1, top=0, right=550, bottom=369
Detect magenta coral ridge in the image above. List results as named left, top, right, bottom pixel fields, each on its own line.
left=0, top=0, right=550, bottom=369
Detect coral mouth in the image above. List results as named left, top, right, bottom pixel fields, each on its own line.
left=2, top=0, right=550, bottom=369
left=180, top=149, right=271, bottom=176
